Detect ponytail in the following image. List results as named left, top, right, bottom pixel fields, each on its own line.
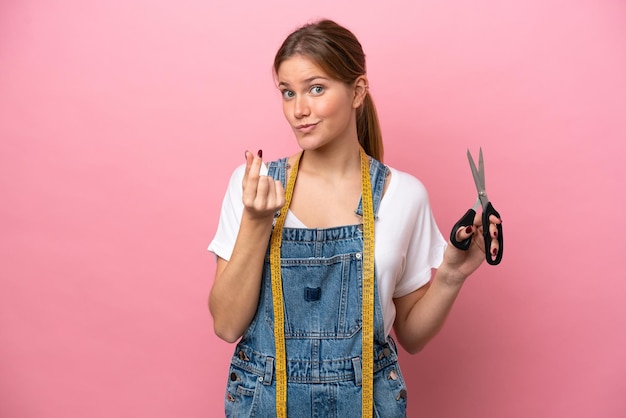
left=357, top=93, right=384, bottom=162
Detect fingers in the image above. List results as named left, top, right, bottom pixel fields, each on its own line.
left=242, top=150, right=261, bottom=204
left=243, top=150, right=264, bottom=181
left=473, top=213, right=502, bottom=228
left=488, top=217, right=501, bottom=262
left=489, top=223, right=499, bottom=239
left=242, top=150, right=285, bottom=217
left=464, top=212, right=501, bottom=262
left=249, top=177, right=285, bottom=213
left=274, top=179, right=286, bottom=208
left=489, top=232, right=499, bottom=261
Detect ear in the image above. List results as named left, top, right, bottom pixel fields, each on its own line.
left=352, top=75, right=369, bottom=109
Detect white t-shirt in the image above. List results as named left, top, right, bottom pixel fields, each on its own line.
left=208, top=163, right=447, bottom=337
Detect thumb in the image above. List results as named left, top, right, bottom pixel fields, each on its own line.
left=455, top=225, right=474, bottom=243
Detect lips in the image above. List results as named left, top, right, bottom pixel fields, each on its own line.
left=295, top=122, right=319, bottom=133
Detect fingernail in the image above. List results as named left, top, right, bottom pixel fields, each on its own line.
left=494, top=231, right=498, bottom=238
left=257, top=149, right=263, bottom=158
left=465, top=226, right=472, bottom=234
left=244, top=150, right=249, bottom=159
left=492, top=248, right=498, bottom=256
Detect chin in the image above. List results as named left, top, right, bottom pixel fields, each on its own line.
left=294, top=136, right=326, bottom=151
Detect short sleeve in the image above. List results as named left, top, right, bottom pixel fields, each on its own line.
left=207, top=164, right=246, bottom=261
left=378, top=169, right=447, bottom=299
left=393, top=195, right=447, bottom=298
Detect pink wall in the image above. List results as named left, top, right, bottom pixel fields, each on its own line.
left=1, top=1, right=624, bottom=417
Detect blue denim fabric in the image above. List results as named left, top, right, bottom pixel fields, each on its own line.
left=225, top=157, right=407, bottom=417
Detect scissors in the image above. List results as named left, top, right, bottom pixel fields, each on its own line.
left=450, top=148, right=503, bottom=265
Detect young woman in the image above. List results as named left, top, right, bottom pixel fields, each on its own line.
left=208, top=19, right=501, bottom=417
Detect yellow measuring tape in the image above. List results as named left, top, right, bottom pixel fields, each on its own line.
left=269, top=152, right=300, bottom=418
left=359, top=147, right=375, bottom=417
left=269, top=148, right=375, bottom=417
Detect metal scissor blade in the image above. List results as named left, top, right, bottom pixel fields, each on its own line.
left=478, top=147, right=485, bottom=188
left=467, top=148, right=488, bottom=205
left=467, top=149, right=482, bottom=191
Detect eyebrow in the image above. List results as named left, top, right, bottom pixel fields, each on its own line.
left=278, top=76, right=330, bottom=88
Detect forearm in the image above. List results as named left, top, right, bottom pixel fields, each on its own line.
left=209, top=213, right=274, bottom=343
left=394, top=268, right=465, bottom=354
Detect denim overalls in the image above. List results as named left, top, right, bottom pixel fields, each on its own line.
left=225, top=157, right=408, bottom=417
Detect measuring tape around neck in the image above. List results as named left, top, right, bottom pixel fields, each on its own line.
left=359, top=147, right=375, bottom=417
left=269, top=148, right=375, bottom=417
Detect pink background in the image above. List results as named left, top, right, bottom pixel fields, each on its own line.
left=1, top=1, right=625, bottom=417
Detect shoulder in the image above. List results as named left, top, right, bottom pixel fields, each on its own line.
left=385, top=166, right=429, bottom=203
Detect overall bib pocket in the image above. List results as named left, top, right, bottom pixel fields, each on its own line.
left=265, top=252, right=363, bottom=339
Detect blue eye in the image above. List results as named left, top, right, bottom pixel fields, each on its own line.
left=310, top=85, right=324, bottom=95
left=282, top=90, right=295, bottom=100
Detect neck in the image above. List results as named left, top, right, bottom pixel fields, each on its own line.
left=299, top=141, right=362, bottom=179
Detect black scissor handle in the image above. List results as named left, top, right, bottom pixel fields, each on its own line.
left=450, top=208, right=476, bottom=250
left=483, top=202, right=503, bottom=265
left=451, top=204, right=504, bottom=265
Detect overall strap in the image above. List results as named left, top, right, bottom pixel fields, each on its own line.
left=355, top=157, right=389, bottom=218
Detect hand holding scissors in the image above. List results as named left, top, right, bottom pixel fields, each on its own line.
left=450, top=148, right=503, bottom=265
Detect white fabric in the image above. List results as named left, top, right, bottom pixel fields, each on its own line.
left=208, top=163, right=447, bottom=337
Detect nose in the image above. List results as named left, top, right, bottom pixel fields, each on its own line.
left=293, top=95, right=310, bottom=119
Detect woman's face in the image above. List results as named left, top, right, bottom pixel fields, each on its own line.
left=277, top=55, right=360, bottom=152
